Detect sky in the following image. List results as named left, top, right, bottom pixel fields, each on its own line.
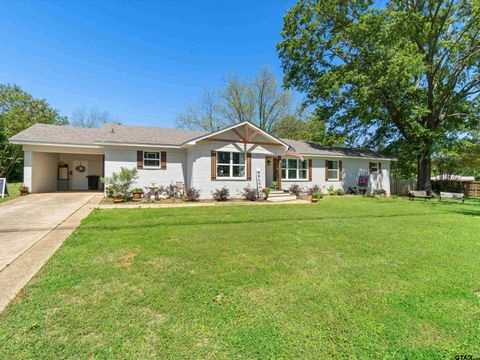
left=0, top=0, right=296, bottom=127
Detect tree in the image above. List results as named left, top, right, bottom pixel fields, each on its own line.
left=176, top=89, right=227, bottom=131
left=221, top=75, right=256, bottom=125
left=0, top=84, right=67, bottom=179
left=253, top=68, right=292, bottom=132
left=177, top=68, right=294, bottom=132
left=278, top=0, right=480, bottom=191
left=272, top=114, right=346, bottom=145
left=70, top=107, right=114, bottom=128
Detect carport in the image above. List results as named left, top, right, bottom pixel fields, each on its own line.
left=23, top=146, right=104, bottom=192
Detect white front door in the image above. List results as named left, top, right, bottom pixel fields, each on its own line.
left=72, top=160, right=88, bottom=190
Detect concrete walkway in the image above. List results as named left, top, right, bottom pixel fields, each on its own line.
left=0, top=192, right=102, bottom=312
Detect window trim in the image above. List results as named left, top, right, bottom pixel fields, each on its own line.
left=327, top=160, right=340, bottom=181
left=370, top=162, right=379, bottom=174
left=281, top=158, right=309, bottom=181
left=216, top=151, right=247, bottom=180
left=143, top=151, right=161, bottom=169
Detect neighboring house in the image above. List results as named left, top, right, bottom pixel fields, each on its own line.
left=9, top=121, right=394, bottom=198
left=431, top=174, right=475, bottom=181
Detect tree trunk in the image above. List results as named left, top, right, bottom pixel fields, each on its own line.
left=416, top=148, right=432, bottom=193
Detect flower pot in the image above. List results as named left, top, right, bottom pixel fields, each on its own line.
left=113, top=197, right=123, bottom=204
left=311, top=197, right=319, bottom=203
left=133, top=192, right=142, bottom=199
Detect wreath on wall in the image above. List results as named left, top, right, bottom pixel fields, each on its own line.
left=75, top=165, right=86, bottom=173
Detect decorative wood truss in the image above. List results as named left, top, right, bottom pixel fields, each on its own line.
left=204, top=124, right=283, bottom=147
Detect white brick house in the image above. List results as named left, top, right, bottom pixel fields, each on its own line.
left=10, top=121, right=394, bottom=198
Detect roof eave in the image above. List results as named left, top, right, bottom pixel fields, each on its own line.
left=298, top=153, right=397, bottom=161
left=9, top=139, right=101, bottom=149
left=95, top=141, right=183, bottom=149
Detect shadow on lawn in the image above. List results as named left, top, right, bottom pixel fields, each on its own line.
left=79, top=210, right=458, bottom=232
left=427, top=199, right=480, bottom=217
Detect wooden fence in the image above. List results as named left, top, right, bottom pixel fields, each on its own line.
left=431, top=180, right=480, bottom=197
left=390, top=178, right=480, bottom=197
left=390, top=179, right=416, bottom=195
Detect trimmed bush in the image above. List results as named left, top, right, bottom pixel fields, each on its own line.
left=185, top=187, right=201, bottom=201
left=289, top=184, right=303, bottom=196
left=212, top=187, right=230, bottom=201
left=165, top=183, right=181, bottom=198
left=335, top=188, right=345, bottom=196
left=243, top=186, right=258, bottom=201
left=308, top=184, right=321, bottom=195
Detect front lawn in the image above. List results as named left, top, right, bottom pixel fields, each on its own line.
left=1, top=197, right=479, bottom=358
left=0, top=182, right=21, bottom=204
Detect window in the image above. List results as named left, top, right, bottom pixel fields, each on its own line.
left=281, top=159, right=308, bottom=180
left=217, top=151, right=246, bottom=178
left=143, top=152, right=160, bottom=168
left=327, top=160, right=339, bottom=180
left=370, top=162, right=379, bottom=174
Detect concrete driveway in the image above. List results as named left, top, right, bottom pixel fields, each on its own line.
left=0, top=192, right=97, bottom=271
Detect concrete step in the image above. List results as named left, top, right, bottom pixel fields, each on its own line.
left=267, top=195, right=297, bottom=202
left=268, top=192, right=293, bottom=197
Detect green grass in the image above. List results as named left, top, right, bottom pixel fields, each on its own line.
left=0, top=182, right=21, bottom=204
left=1, top=197, right=479, bottom=359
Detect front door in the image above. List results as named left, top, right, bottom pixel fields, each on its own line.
left=273, top=157, right=278, bottom=182
left=72, top=160, right=88, bottom=190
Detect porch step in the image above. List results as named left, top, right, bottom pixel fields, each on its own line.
left=268, top=190, right=287, bottom=195
left=267, top=194, right=297, bottom=202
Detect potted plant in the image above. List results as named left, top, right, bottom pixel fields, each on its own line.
left=311, top=192, right=323, bottom=203
left=132, top=187, right=143, bottom=199
left=20, top=185, right=29, bottom=196
left=113, top=194, right=124, bottom=203
left=262, top=187, right=270, bottom=199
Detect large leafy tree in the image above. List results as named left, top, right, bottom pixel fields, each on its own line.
left=0, top=84, right=67, bottom=179
left=278, top=0, right=480, bottom=191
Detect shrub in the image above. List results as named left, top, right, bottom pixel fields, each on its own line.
left=308, top=184, right=321, bottom=195
left=289, top=184, right=303, bottom=196
left=314, top=191, right=324, bottom=200
left=262, top=187, right=270, bottom=199
left=102, top=167, right=138, bottom=201
left=165, top=183, right=180, bottom=198
left=105, top=185, right=114, bottom=198
left=212, top=186, right=230, bottom=201
left=373, top=189, right=387, bottom=196
left=243, top=186, right=258, bottom=201
left=347, top=186, right=358, bottom=195
left=327, top=185, right=336, bottom=195
left=185, top=187, right=201, bottom=201
left=335, top=188, right=345, bottom=196
left=270, top=181, right=278, bottom=190
left=132, top=187, right=143, bottom=193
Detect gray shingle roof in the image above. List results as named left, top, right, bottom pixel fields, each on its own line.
left=10, top=123, right=392, bottom=159
left=99, top=124, right=207, bottom=146
left=9, top=123, right=100, bottom=145
left=282, top=139, right=389, bottom=159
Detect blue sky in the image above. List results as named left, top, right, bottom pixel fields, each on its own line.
left=0, top=0, right=296, bottom=127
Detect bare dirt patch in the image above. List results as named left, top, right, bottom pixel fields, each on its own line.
left=115, top=248, right=139, bottom=268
